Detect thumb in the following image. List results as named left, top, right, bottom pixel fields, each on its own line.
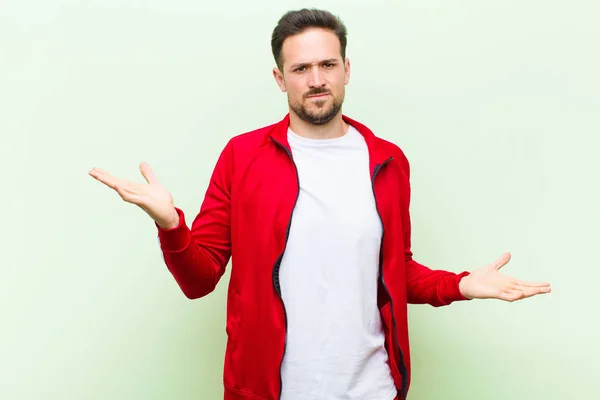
left=139, top=161, right=158, bottom=184
left=492, top=252, right=512, bottom=270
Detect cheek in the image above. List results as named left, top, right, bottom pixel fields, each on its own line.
left=287, top=83, right=305, bottom=101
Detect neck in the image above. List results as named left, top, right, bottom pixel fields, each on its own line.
left=288, top=110, right=349, bottom=139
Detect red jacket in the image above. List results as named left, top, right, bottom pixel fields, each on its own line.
left=157, top=114, right=470, bottom=400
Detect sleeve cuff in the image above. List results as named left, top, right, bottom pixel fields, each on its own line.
left=448, top=271, right=472, bottom=302
left=156, top=207, right=192, bottom=252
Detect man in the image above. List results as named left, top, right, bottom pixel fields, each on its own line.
left=89, top=8, right=551, bottom=400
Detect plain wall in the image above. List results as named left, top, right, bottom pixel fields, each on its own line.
left=1, top=0, right=598, bottom=398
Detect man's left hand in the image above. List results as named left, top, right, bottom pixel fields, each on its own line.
left=459, top=252, right=551, bottom=302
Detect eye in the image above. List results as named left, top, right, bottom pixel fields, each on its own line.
left=295, top=66, right=307, bottom=72
left=323, top=63, right=335, bottom=68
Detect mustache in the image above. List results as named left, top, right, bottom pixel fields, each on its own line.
left=304, top=88, right=331, bottom=98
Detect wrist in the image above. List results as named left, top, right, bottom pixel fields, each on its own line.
left=157, top=208, right=180, bottom=230
left=459, top=275, right=473, bottom=300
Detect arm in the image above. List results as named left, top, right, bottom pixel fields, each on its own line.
left=399, top=155, right=551, bottom=304
left=157, top=141, right=234, bottom=299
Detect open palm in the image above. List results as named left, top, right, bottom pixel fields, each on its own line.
left=89, top=162, right=179, bottom=229
left=459, top=253, right=551, bottom=302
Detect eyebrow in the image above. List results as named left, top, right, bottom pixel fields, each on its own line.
left=289, top=59, right=339, bottom=70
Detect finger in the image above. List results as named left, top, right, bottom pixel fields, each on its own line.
left=520, top=286, right=552, bottom=296
left=505, top=286, right=551, bottom=301
left=118, top=180, right=144, bottom=196
left=119, top=185, right=135, bottom=198
left=118, top=189, right=142, bottom=204
left=499, top=289, right=524, bottom=302
left=515, top=279, right=551, bottom=287
left=493, top=252, right=512, bottom=270
left=90, top=168, right=141, bottom=201
left=140, top=161, right=157, bottom=185
left=89, top=167, right=105, bottom=175
left=89, top=168, right=120, bottom=190
left=88, top=167, right=107, bottom=181
left=114, top=182, right=142, bottom=203
left=510, top=281, right=548, bottom=292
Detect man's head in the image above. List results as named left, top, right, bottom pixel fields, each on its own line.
left=271, top=9, right=350, bottom=126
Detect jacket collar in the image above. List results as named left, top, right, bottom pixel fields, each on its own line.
left=269, top=113, right=393, bottom=167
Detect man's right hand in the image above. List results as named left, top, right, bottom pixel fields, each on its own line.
left=89, top=162, right=180, bottom=230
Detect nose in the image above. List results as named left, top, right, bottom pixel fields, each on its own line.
left=307, top=67, right=326, bottom=88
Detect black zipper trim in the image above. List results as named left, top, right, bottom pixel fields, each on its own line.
left=372, top=157, right=409, bottom=400
left=269, top=136, right=300, bottom=400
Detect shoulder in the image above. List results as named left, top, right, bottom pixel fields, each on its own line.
left=219, top=119, right=280, bottom=161
left=209, top=119, right=288, bottom=187
left=347, top=115, right=411, bottom=174
left=230, top=121, right=278, bottom=147
left=379, top=137, right=410, bottom=173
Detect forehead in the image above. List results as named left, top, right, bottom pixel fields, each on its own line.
left=281, top=28, right=342, bottom=67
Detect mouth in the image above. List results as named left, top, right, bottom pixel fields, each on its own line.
left=307, top=93, right=330, bottom=99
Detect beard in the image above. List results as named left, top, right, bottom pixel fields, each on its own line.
left=289, top=88, right=344, bottom=125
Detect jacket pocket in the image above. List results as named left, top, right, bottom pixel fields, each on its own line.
left=224, top=291, right=242, bottom=388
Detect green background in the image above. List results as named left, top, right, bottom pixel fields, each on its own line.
left=1, top=0, right=598, bottom=398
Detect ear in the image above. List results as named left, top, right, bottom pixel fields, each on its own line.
left=344, top=58, right=351, bottom=85
left=273, top=67, right=287, bottom=92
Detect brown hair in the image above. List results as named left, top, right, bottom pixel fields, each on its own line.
left=271, top=8, right=348, bottom=70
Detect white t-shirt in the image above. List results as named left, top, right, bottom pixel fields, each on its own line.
left=279, top=124, right=397, bottom=400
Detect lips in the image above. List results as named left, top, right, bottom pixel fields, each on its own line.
left=307, top=93, right=329, bottom=98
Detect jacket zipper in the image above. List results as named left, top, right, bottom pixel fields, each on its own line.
left=270, top=137, right=300, bottom=400
left=371, top=157, right=409, bottom=400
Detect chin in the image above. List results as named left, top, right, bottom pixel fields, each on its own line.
left=307, top=100, right=331, bottom=111
left=309, top=108, right=333, bottom=118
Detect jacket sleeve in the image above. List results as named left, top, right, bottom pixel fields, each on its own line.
left=156, top=140, right=234, bottom=299
left=400, top=154, right=472, bottom=307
